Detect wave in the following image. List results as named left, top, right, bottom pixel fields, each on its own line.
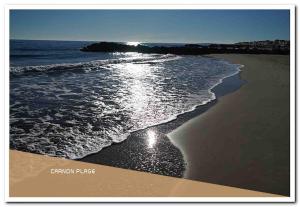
left=10, top=56, right=242, bottom=159
left=10, top=54, right=180, bottom=74
left=132, top=63, right=244, bottom=130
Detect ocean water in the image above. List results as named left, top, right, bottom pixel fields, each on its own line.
left=10, top=40, right=241, bottom=159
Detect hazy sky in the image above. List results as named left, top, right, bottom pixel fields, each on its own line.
left=10, top=10, right=290, bottom=43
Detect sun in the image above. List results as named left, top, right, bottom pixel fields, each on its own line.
left=126, top=42, right=140, bottom=46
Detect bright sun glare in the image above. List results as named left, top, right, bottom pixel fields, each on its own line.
left=147, top=130, right=157, bottom=148
left=127, top=42, right=140, bottom=46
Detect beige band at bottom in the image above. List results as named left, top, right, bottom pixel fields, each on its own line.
left=9, top=150, right=281, bottom=197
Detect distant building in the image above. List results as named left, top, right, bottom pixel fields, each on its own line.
left=234, top=40, right=290, bottom=51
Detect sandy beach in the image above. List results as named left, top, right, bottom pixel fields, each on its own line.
left=9, top=150, right=280, bottom=197
left=169, top=54, right=290, bottom=196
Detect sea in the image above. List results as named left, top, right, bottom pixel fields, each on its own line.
left=10, top=40, right=242, bottom=159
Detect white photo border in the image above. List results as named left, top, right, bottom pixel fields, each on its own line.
left=4, top=4, right=296, bottom=203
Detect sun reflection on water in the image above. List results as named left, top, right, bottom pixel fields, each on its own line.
left=126, top=42, right=140, bottom=46
left=147, top=130, right=157, bottom=148
left=110, top=52, right=164, bottom=145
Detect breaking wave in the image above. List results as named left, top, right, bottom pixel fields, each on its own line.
left=10, top=54, right=180, bottom=74
left=10, top=51, right=242, bottom=159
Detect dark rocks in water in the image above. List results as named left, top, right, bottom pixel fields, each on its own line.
left=81, top=42, right=136, bottom=52
left=184, top=44, right=202, bottom=48
left=80, top=41, right=290, bottom=55
left=80, top=42, right=209, bottom=55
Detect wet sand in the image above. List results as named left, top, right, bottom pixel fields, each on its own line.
left=169, top=54, right=290, bottom=196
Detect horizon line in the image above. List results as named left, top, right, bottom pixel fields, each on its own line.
left=10, top=38, right=290, bottom=45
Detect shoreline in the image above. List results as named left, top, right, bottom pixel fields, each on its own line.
left=169, top=54, right=290, bottom=196
left=79, top=61, right=245, bottom=178
left=76, top=59, right=243, bottom=160
left=9, top=54, right=290, bottom=196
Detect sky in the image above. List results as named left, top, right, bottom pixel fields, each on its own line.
left=10, top=10, right=290, bottom=43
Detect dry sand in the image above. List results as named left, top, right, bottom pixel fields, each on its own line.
left=9, top=150, right=279, bottom=197
left=169, top=54, right=290, bottom=196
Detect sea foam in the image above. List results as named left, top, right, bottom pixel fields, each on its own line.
left=10, top=53, right=241, bottom=159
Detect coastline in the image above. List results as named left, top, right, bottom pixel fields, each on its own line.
left=169, top=54, right=290, bottom=196
left=79, top=59, right=245, bottom=178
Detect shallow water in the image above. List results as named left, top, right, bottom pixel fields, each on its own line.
left=10, top=40, right=241, bottom=159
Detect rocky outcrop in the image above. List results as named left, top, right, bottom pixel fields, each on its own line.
left=80, top=42, right=290, bottom=55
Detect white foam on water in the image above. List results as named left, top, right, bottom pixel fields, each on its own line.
left=10, top=54, right=242, bottom=159
left=10, top=53, right=180, bottom=74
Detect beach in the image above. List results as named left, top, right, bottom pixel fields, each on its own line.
left=169, top=54, right=290, bottom=196
left=9, top=54, right=289, bottom=196
left=9, top=40, right=291, bottom=196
